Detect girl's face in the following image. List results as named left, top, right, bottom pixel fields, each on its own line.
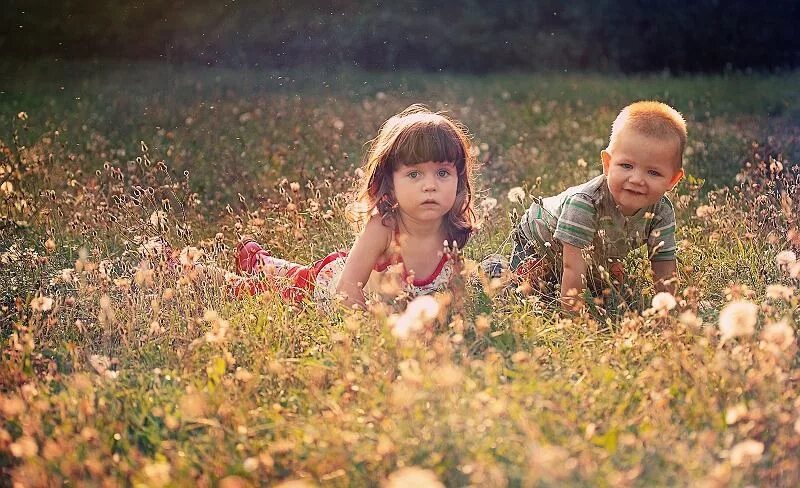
left=391, top=161, right=458, bottom=223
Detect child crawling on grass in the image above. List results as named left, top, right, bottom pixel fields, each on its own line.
left=504, top=101, right=686, bottom=311
left=149, top=104, right=477, bottom=310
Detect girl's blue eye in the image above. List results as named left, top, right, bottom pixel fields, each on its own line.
left=437, top=169, right=451, bottom=177
left=408, top=171, right=419, bottom=178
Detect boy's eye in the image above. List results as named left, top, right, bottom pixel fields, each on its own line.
left=620, top=163, right=633, bottom=169
left=648, top=170, right=663, bottom=177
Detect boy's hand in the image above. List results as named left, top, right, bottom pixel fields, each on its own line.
left=651, top=259, right=678, bottom=295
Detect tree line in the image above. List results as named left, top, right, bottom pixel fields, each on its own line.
left=4, top=0, right=799, bottom=73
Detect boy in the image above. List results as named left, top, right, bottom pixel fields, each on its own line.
left=511, top=101, right=686, bottom=310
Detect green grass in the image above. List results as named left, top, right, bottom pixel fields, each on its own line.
left=2, top=62, right=799, bottom=486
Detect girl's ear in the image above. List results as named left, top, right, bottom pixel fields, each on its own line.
left=601, top=150, right=612, bottom=175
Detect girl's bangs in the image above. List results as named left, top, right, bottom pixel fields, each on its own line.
left=391, top=123, right=465, bottom=168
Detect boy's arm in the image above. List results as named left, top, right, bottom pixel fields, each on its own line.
left=560, top=242, right=587, bottom=311
left=336, top=215, right=391, bottom=309
left=651, top=259, right=678, bottom=295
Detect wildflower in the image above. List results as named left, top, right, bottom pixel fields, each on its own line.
left=332, top=119, right=344, bottom=131
left=695, top=205, right=715, bottom=218
left=507, top=186, right=526, bottom=204
left=651, top=292, right=677, bottom=312
left=0, top=181, right=13, bottom=195
left=765, top=284, right=793, bottom=300
left=479, top=197, right=497, bottom=213
left=289, top=181, right=301, bottom=192
left=389, top=295, right=440, bottom=339
left=30, top=296, right=54, bottom=312
left=725, top=404, right=747, bottom=425
left=385, top=467, right=444, bottom=488
left=149, top=210, right=168, bottom=230
left=760, top=319, right=795, bottom=351
left=776, top=250, right=797, bottom=267
left=729, top=439, right=763, bottom=467
left=143, top=461, right=171, bottom=487
left=9, top=436, right=37, bottom=458
left=89, top=354, right=118, bottom=379
left=718, top=300, right=758, bottom=342
left=179, top=246, right=203, bottom=267
left=17, top=111, right=28, bottom=120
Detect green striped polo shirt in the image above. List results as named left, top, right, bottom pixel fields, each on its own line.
left=517, top=175, right=677, bottom=266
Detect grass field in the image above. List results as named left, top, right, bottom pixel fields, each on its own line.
left=2, top=62, right=800, bottom=486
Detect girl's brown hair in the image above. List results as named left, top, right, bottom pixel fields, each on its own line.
left=350, top=104, right=477, bottom=248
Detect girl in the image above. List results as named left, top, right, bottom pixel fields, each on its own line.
left=232, top=104, right=477, bottom=308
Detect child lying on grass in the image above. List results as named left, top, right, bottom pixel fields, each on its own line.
left=146, top=104, right=478, bottom=310
left=504, top=101, right=686, bottom=311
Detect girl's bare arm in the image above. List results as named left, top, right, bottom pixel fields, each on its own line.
left=336, top=215, right=392, bottom=308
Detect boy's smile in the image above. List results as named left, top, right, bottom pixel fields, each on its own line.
left=601, top=128, right=684, bottom=216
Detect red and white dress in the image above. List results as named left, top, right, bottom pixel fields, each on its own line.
left=232, top=241, right=455, bottom=304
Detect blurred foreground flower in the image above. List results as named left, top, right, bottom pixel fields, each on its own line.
left=729, top=439, right=764, bottom=467
left=760, top=319, right=795, bottom=352
left=30, top=295, right=54, bottom=312
left=384, top=466, right=444, bottom=488
left=651, top=292, right=677, bottom=312
left=389, top=295, right=440, bottom=338
left=89, top=354, right=118, bottom=379
left=776, top=250, right=796, bottom=267
left=718, top=300, right=758, bottom=342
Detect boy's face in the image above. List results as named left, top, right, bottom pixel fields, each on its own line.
left=601, top=128, right=684, bottom=216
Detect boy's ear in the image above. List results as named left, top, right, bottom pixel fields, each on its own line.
left=601, top=150, right=611, bottom=174
left=669, top=168, right=685, bottom=189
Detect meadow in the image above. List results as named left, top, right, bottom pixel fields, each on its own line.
left=2, top=62, right=800, bottom=486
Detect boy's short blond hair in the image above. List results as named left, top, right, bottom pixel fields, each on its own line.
left=608, top=101, right=687, bottom=166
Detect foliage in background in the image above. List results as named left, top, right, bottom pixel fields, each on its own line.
left=4, top=0, right=800, bottom=73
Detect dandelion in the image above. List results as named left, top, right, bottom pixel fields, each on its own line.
left=389, top=295, right=440, bottom=338
left=776, top=250, right=797, bottom=267
left=479, top=197, right=497, bottom=213
left=651, top=292, right=677, bottom=312
left=507, top=186, right=526, bottom=204
left=725, top=404, right=747, bottom=425
left=695, top=205, right=715, bottom=218
left=9, top=436, right=37, bottom=458
left=179, top=246, right=203, bottom=267
left=89, top=354, right=118, bottom=379
left=0, top=181, right=13, bottom=195
left=718, top=300, right=758, bottom=342
left=143, top=461, right=171, bottom=487
left=765, top=284, right=793, bottom=300
left=729, top=439, right=764, bottom=467
left=760, top=319, right=795, bottom=351
left=30, top=295, right=54, bottom=312
left=385, top=466, right=444, bottom=488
